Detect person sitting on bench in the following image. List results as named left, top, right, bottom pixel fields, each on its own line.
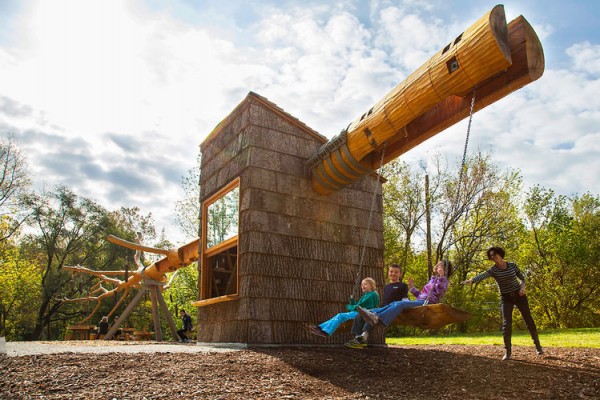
left=357, top=260, right=452, bottom=330
left=345, top=263, right=409, bottom=349
left=177, top=310, right=194, bottom=343
left=308, top=277, right=379, bottom=337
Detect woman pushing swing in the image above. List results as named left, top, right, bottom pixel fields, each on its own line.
left=462, top=246, right=543, bottom=360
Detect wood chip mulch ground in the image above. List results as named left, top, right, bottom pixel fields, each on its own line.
left=1, top=344, right=599, bottom=399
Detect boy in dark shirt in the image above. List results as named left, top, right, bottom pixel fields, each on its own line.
left=345, top=263, right=408, bottom=348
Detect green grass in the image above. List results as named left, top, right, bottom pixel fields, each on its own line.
left=386, top=327, right=600, bottom=348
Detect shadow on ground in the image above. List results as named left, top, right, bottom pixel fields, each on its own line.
left=1, top=344, right=598, bottom=399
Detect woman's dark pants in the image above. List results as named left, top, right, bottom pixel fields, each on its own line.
left=501, top=291, right=541, bottom=351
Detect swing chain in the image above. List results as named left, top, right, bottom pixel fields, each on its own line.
left=457, top=90, right=477, bottom=188
left=447, top=89, right=476, bottom=255
left=352, top=142, right=388, bottom=300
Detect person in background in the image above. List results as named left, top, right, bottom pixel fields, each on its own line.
left=97, top=316, right=109, bottom=340
left=462, top=246, right=543, bottom=360
left=344, top=263, right=409, bottom=349
left=308, top=278, right=379, bottom=338
left=112, top=315, right=122, bottom=340
left=177, top=310, right=194, bottom=343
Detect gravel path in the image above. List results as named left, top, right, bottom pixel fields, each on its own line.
left=2, top=339, right=244, bottom=357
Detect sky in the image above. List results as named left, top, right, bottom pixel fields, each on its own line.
left=1, top=0, right=599, bottom=245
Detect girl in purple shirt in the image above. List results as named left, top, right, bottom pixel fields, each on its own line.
left=358, top=260, right=452, bottom=328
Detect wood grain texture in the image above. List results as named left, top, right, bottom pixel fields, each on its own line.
left=310, top=6, right=544, bottom=194
left=197, top=93, right=385, bottom=345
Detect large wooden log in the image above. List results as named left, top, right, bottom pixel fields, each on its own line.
left=380, top=15, right=545, bottom=166
left=308, top=5, right=544, bottom=194
left=106, top=234, right=200, bottom=285
left=392, top=303, right=472, bottom=330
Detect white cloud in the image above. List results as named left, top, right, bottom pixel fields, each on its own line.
left=567, top=41, right=600, bottom=76
left=375, top=6, right=448, bottom=71
left=252, top=6, right=391, bottom=135
left=1, top=0, right=599, bottom=245
left=467, top=55, right=600, bottom=196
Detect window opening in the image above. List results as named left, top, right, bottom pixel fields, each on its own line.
left=200, top=178, right=240, bottom=303
left=447, top=56, right=459, bottom=73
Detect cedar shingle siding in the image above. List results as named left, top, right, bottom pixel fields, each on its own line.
left=198, top=92, right=385, bottom=344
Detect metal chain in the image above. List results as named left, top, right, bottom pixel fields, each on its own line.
left=457, top=90, right=476, bottom=188
left=447, top=90, right=477, bottom=253
left=352, top=142, right=388, bottom=299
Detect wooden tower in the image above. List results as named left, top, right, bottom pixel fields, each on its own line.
left=194, top=92, right=386, bottom=345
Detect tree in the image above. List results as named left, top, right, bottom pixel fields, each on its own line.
left=519, top=188, right=600, bottom=328
left=0, top=136, right=33, bottom=242
left=431, top=152, right=519, bottom=261
left=383, top=159, right=432, bottom=272
left=174, top=154, right=201, bottom=239
left=448, top=153, right=523, bottom=281
left=166, top=262, right=199, bottom=319
left=0, top=242, right=40, bottom=339
left=383, top=152, right=522, bottom=266
left=22, top=186, right=144, bottom=339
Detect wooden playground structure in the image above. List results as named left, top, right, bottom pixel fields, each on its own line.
left=63, top=234, right=200, bottom=341
left=63, top=5, right=543, bottom=345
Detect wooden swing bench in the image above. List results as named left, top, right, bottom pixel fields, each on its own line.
left=391, top=303, right=471, bottom=330
left=340, top=303, right=471, bottom=332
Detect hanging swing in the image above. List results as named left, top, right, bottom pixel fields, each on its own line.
left=351, top=91, right=478, bottom=330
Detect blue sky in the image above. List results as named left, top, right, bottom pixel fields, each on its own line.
left=1, top=0, right=599, bottom=244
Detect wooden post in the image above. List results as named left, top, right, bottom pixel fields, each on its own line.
left=155, top=285, right=179, bottom=341
left=103, top=278, right=179, bottom=342
left=104, top=288, right=146, bottom=340
left=149, top=284, right=162, bottom=341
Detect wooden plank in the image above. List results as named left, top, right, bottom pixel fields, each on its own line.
left=241, top=252, right=381, bottom=282
left=240, top=231, right=359, bottom=264
left=240, top=209, right=382, bottom=245
left=392, top=304, right=472, bottom=330
left=246, top=125, right=321, bottom=159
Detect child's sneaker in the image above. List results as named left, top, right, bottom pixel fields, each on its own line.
left=357, top=306, right=380, bottom=326
left=344, top=336, right=367, bottom=349
left=307, top=325, right=329, bottom=338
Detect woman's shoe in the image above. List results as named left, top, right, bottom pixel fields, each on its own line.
left=535, top=345, right=544, bottom=355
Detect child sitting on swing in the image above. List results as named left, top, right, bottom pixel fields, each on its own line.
left=357, top=260, right=452, bottom=330
left=308, top=277, right=379, bottom=337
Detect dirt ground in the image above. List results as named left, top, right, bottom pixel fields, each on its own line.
left=1, top=342, right=599, bottom=399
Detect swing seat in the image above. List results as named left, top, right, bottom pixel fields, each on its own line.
left=391, top=304, right=471, bottom=330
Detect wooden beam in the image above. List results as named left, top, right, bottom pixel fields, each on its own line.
left=308, top=8, right=545, bottom=194
left=380, top=15, right=544, bottom=165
